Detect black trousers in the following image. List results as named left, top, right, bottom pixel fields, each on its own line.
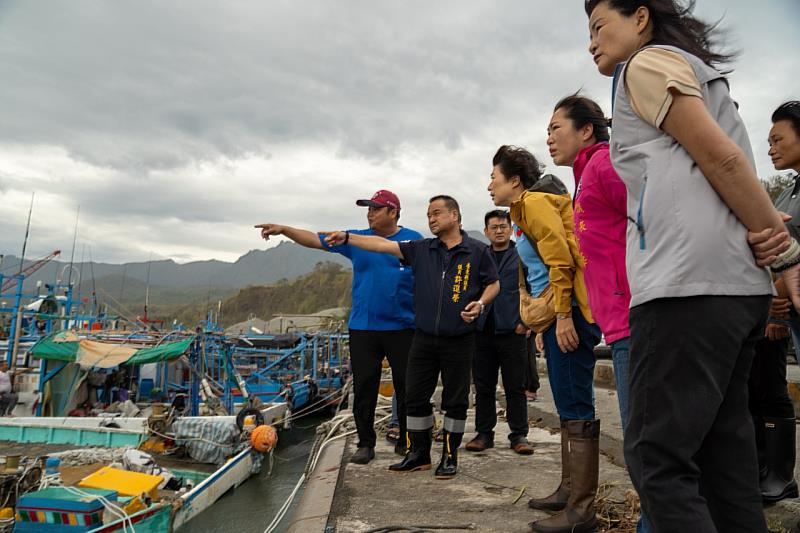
left=349, top=329, right=413, bottom=449
left=626, top=295, right=769, bottom=533
left=406, top=331, right=474, bottom=434
left=749, top=336, right=795, bottom=419
left=525, top=335, right=540, bottom=393
left=474, top=331, right=529, bottom=441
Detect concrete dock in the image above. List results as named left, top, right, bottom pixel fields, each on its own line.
left=287, top=358, right=800, bottom=532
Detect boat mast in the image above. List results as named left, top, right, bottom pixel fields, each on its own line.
left=67, top=206, right=80, bottom=287
left=10, top=193, right=35, bottom=369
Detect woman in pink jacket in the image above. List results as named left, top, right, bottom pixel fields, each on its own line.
left=545, top=93, right=649, bottom=533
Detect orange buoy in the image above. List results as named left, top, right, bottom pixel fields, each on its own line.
left=250, top=424, right=278, bottom=453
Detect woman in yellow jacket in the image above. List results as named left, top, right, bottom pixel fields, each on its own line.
left=488, top=145, right=601, bottom=533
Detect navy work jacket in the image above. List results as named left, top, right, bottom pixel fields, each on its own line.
left=398, top=231, right=498, bottom=337
left=476, top=241, right=527, bottom=335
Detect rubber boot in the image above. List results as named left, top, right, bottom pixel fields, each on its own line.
left=530, top=419, right=600, bottom=533
left=435, top=430, right=462, bottom=480
left=394, top=428, right=408, bottom=456
left=389, top=429, right=432, bottom=473
left=761, top=416, right=799, bottom=503
left=529, top=421, right=569, bottom=511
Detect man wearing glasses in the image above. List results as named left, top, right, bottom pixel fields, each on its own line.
left=465, top=210, right=534, bottom=455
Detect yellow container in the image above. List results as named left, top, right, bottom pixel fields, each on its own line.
left=78, top=466, right=162, bottom=500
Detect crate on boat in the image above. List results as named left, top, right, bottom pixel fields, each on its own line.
left=14, top=487, right=117, bottom=532
left=78, top=467, right=162, bottom=500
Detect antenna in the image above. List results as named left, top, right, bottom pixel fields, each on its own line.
left=17, top=192, right=35, bottom=275
left=67, top=206, right=80, bottom=286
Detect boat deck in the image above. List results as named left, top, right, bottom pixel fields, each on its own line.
left=0, top=440, right=218, bottom=474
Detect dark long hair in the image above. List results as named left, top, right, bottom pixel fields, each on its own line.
left=554, top=93, right=610, bottom=143
left=585, top=0, right=735, bottom=70
left=772, top=101, right=800, bottom=136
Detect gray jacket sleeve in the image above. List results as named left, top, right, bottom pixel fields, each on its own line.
left=774, top=180, right=800, bottom=242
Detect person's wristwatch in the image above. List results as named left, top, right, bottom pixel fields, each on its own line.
left=477, top=300, right=485, bottom=315
left=556, top=313, right=570, bottom=320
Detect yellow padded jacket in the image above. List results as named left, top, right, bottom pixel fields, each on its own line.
left=510, top=190, right=593, bottom=322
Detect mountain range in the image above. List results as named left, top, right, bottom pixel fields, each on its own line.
left=1, top=230, right=489, bottom=324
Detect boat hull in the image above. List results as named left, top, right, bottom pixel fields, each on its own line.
left=172, top=446, right=256, bottom=529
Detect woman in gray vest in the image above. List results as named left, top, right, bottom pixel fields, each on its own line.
left=584, top=1, right=800, bottom=532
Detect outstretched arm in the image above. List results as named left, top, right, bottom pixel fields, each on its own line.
left=254, top=224, right=324, bottom=250
left=324, top=231, right=403, bottom=259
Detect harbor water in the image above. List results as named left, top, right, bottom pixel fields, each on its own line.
left=176, top=415, right=323, bottom=533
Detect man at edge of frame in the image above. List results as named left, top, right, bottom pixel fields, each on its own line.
left=324, top=194, right=500, bottom=480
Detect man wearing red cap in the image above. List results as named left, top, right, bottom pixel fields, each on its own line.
left=255, top=190, right=422, bottom=464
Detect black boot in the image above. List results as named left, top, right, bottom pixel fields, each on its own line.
left=389, top=430, right=432, bottom=473
left=435, top=430, right=462, bottom=480
left=761, top=416, right=799, bottom=503
left=394, top=429, right=408, bottom=456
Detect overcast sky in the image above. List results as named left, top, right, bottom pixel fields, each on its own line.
left=1, top=0, right=798, bottom=264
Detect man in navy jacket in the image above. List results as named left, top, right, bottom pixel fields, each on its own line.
left=325, top=195, right=500, bottom=479
left=466, top=210, right=534, bottom=454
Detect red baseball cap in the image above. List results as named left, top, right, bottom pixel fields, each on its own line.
left=356, top=189, right=401, bottom=210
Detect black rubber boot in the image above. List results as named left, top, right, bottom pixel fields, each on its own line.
left=761, top=416, right=799, bottom=503
left=434, top=430, right=462, bottom=480
left=394, top=429, right=408, bottom=456
left=389, top=430, right=432, bottom=472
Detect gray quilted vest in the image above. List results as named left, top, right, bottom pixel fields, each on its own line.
left=610, top=45, right=772, bottom=307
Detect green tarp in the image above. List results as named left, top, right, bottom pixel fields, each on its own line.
left=31, top=336, right=194, bottom=366
left=126, top=337, right=194, bottom=365
left=30, top=338, right=78, bottom=362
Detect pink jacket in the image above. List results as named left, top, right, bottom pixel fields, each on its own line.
left=572, top=143, right=631, bottom=344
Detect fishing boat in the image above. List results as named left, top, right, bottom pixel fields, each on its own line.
left=0, top=401, right=286, bottom=532
left=1, top=241, right=351, bottom=531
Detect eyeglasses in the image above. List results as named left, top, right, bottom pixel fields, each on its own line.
left=488, top=224, right=510, bottom=231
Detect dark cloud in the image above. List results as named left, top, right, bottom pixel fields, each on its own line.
left=0, top=1, right=603, bottom=172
